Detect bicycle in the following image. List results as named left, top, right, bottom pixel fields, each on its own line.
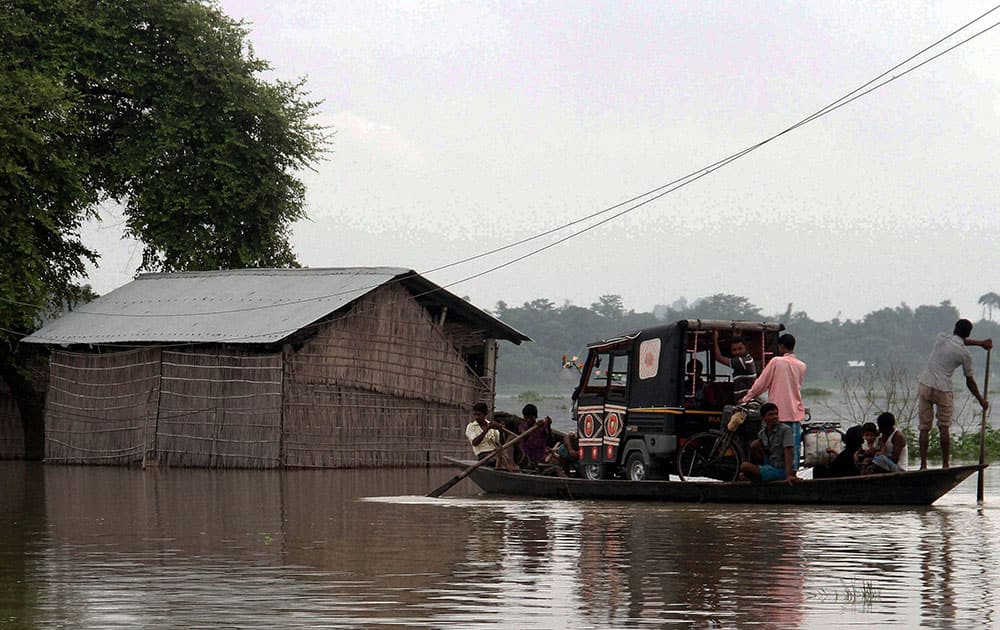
left=675, top=404, right=757, bottom=482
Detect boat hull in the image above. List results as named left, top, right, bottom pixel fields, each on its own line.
left=445, top=458, right=983, bottom=506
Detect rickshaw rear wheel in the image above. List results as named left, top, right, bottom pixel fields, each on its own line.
left=581, top=462, right=607, bottom=480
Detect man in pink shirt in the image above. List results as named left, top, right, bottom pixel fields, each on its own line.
left=740, top=334, right=807, bottom=467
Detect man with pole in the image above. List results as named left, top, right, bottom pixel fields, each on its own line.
left=429, top=406, right=544, bottom=497
left=465, top=402, right=517, bottom=472
left=917, top=319, right=992, bottom=470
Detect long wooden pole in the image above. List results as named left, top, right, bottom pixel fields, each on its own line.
left=977, top=347, right=991, bottom=502
left=428, top=421, right=544, bottom=498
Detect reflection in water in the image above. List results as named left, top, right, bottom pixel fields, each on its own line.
left=3, top=462, right=1000, bottom=628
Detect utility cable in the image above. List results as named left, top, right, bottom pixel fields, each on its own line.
left=421, top=13, right=1000, bottom=296
left=2, top=5, right=998, bottom=331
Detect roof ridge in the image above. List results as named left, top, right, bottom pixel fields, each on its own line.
left=137, top=266, right=412, bottom=280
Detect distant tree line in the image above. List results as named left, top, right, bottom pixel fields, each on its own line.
left=494, top=293, right=1000, bottom=391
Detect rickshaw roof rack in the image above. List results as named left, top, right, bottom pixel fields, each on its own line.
left=586, top=320, right=784, bottom=350
left=680, top=319, right=785, bottom=332
left=587, top=331, right=642, bottom=351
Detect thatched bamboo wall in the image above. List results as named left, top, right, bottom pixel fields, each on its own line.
left=45, top=348, right=160, bottom=465
left=45, top=348, right=282, bottom=468
left=40, top=283, right=499, bottom=468
left=0, top=380, right=25, bottom=459
left=283, top=385, right=468, bottom=467
left=155, top=349, right=282, bottom=468
left=283, top=283, right=490, bottom=468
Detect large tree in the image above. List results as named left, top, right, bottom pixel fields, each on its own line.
left=1, top=0, right=328, bottom=457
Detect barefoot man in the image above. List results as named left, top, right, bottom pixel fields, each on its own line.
left=917, top=319, right=992, bottom=469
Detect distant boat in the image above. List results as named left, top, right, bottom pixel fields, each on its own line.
left=444, top=458, right=982, bottom=506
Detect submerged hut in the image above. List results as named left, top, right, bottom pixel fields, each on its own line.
left=22, top=267, right=529, bottom=468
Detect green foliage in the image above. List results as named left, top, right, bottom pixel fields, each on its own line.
left=494, top=296, right=658, bottom=387
left=902, top=425, right=1000, bottom=462
left=2, top=0, right=328, bottom=323
left=686, top=294, right=762, bottom=321
left=590, top=294, right=624, bottom=319
left=1, top=0, right=328, bottom=455
left=495, top=293, right=999, bottom=395
left=1, top=1, right=99, bottom=337
left=517, top=391, right=543, bottom=403
left=980, top=292, right=1000, bottom=321
left=801, top=387, right=833, bottom=397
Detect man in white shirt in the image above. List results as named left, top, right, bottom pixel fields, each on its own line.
left=465, top=402, right=516, bottom=471
left=917, top=319, right=992, bottom=469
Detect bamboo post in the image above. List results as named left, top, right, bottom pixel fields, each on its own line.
left=977, top=347, right=991, bottom=502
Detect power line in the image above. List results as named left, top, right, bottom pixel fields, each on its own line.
left=421, top=3, right=1000, bottom=274
left=424, top=13, right=1000, bottom=295
left=3, top=5, right=999, bottom=332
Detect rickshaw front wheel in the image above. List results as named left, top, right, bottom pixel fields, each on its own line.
left=626, top=452, right=648, bottom=481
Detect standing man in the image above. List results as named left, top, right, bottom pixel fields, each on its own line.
left=740, top=333, right=807, bottom=466
left=713, top=331, right=758, bottom=401
left=917, top=319, right=992, bottom=469
left=465, top=402, right=517, bottom=471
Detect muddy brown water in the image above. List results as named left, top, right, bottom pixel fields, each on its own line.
left=3, top=461, right=1000, bottom=628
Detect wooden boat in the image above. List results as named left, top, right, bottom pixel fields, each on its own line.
left=443, top=458, right=983, bottom=506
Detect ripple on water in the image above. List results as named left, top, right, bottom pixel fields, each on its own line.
left=4, top=462, right=1000, bottom=628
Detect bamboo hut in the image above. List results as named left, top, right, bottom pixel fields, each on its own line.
left=22, top=268, right=530, bottom=468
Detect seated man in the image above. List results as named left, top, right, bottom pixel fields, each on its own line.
left=740, top=402, right=796, bottom=482
left=713, top=331, right=758, bottom=400
left=517, top=404, right=553, bottom=468
left=465, top=402, right=517, bottom=471
left=552, top=431, right=581, bottom=477
left=871, top=412, right=908, bottom=473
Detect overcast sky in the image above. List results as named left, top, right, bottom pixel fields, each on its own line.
left=81, top=0, right=1000, bottom=322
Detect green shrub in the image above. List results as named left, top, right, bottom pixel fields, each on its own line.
left=517, top=390, right=543, bottom=403
left=802, top=387, right=833, bottom=397
left=901, top=425, right=1000, bottom=462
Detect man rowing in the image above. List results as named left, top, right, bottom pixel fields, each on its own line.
left=465, top=402, right=517, bottom=471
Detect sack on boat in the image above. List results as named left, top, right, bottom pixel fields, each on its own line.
left=802, top=426, right=844, bottom=467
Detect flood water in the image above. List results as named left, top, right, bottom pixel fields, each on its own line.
left=4, top=461, right=1000, bottom=629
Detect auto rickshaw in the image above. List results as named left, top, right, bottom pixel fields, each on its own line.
left=572, top=319, right=785, bottom=481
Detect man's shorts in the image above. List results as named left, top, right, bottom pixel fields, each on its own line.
left=918, top=383, right=954, bottom=430
left=758, top=465, right=786, bottom=482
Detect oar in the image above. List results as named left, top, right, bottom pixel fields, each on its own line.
left=428, top=420, right=544, bottom=498
left=977, top=347, right=992, bottom=502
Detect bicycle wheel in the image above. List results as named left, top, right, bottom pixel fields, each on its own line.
left=676, top=431, right=744, bottom=482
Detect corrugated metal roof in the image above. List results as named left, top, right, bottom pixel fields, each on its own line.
left=23, top=267, right=530, bottom=346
